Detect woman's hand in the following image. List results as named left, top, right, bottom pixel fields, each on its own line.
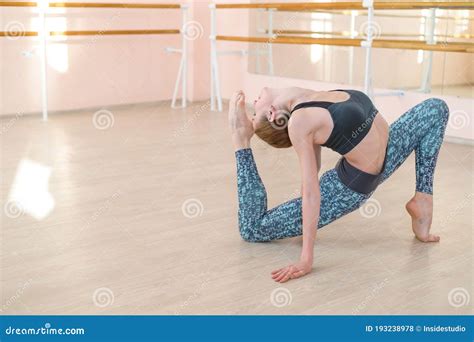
left=271, top=259, right=313, bottom=283
left=228, top=90, right=254, bottom=150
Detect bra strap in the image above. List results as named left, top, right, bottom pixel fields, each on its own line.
left=290, top=101, right=334, bottom=114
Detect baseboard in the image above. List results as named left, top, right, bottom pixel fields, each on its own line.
left=444, top=135, right=474, bottom=146
left=0, top=99, right=180, bottom=119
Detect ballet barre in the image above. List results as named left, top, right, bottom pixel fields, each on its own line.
left=260, top=30, right=473, bottom=40
left=264, top=9, right=474, bottom=21
left=216, top=36, right=474, bottom=53
left=215, top=2, right=474, bottom=10
left=0, top=2, right=180, bottom=8
left=209, top=1, right=474, bottom=111
left=0, top=29, right=181, bottom=36
left=1, top=1, right=188, bottom=120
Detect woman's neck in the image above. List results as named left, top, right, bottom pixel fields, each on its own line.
left=273, top=87, right=318, bottom=114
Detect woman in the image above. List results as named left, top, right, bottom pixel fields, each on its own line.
left=228, top=87, right=449, bottom=283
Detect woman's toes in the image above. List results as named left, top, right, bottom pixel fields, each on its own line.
left=237, top=94, right=245, bottom=108
left=230, top=91, right=240, bottom=105
left=416, top=233, right=440, bottom=243
left=233, top=90, right=243, bottom=100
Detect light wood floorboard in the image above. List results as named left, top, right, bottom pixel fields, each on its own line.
left=1, top=101, right=472, bottom=315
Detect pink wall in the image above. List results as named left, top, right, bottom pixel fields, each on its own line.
left=1, top=0, right=185, bottom=115
left=1, top=1, right=472, bottom=141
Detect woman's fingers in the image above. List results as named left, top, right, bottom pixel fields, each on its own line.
left=271, top=272, right=281, bottom=280
left=272, top=264, right=311, bottom=282
left=274, top=268, right=291, bottom=282
left=271, top=268, right=286, bottom=279
left=281, top=266, right=299, bottom=282
left=271, top=268, right=283, bottom=275
left=276, top=266, right=299, bottom=282
left=276, top=272, right=290, bottom=283
left=271, top=267, right=284, bottom=276
left=279, top=271, right=293, bottom=283
left=273, top=268, right=288, bottom=281
left=272, top=266, right=308, bottom=283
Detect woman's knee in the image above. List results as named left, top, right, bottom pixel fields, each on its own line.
left=239, top=223, right=267, bottom=242
left=428, top=98, right=450, bottom=122
left=239, top=227, right=256, bottom=242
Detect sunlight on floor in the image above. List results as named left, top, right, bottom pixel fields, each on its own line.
left=8, top=159, right=55, bottom=220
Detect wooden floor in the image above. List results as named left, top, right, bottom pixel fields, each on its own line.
left=1, top=101, right=472, bottom=315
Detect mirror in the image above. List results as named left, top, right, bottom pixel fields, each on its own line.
left=248, top=8, right=473, bottom=98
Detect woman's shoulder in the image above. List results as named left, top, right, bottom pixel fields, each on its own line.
left=288, top=107, right=327, bottom=142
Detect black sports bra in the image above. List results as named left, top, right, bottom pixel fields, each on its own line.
left=290, top=89, right=379, bottom=155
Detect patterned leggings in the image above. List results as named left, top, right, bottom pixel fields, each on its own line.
left=235, top=98, right=450, bottom=242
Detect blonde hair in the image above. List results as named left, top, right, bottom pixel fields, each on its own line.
left=254, top=112, right=292, bottom=148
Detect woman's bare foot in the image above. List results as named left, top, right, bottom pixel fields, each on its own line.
left=228, top=90, right=254, bottom=150
left=405, top=192, right=440, bottom=242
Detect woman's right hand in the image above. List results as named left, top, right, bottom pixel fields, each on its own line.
left=228, top=90, right=254, bottom=149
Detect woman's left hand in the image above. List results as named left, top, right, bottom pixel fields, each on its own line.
left=271, top=260, right=312, bottom=283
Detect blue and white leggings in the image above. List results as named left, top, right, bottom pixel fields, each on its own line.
left=235, top=98, right=450, bottom=242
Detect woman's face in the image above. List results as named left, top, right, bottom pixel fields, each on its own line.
left=252, top=87, right=275, bottom=130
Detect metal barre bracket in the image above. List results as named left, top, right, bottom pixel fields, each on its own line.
left=165, top=47, right=182, bottom=53
left=217, top=49, right=247, bottom=56
left=362, top=0, right=374, bottom=8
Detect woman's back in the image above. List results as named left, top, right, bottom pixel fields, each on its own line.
left=290, top=88, right=389, bottom=175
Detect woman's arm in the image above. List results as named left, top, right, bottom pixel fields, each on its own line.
left=271, top=110, right=322, bottom=283
left=294, top=129, right=320, bottom=262
left=300, top=145, right=321, bottom=195
left=314, top=145, right=321, bottom=173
